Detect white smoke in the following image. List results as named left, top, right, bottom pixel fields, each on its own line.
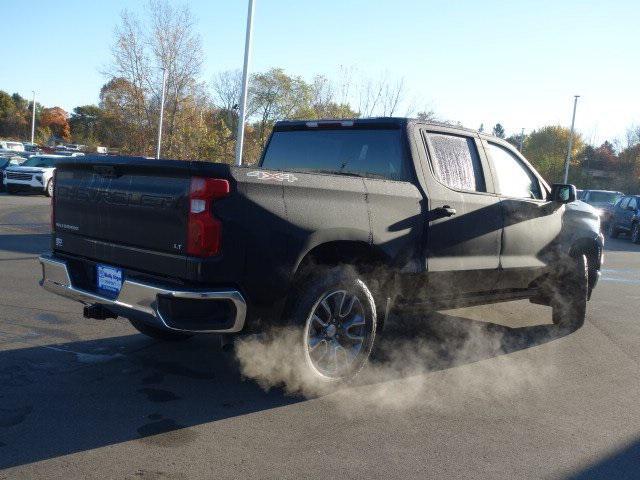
left=234, top=304, right=561, bottom=414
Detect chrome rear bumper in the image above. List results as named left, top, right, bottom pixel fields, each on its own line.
left=38, top=254, right=247, bottom=333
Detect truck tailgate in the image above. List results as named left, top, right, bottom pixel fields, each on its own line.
left=52, top=157, right=240, bottom=284
left=55, top=163, right=189, bottom=253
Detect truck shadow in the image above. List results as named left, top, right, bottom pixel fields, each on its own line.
left=373, top=308, right=567, bottom=371
left=0, top=310, right=569, bottom=470
left=567, top=435, right=640, bottom=480
left=0, top=233, right=50, bottom=255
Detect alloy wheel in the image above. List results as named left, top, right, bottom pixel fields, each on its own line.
left=303, top=289, right=372, bottom=379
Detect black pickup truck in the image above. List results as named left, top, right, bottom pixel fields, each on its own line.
left=39, top=118, right=604, bottom=382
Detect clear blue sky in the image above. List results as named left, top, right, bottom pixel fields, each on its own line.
left=1, top=0, right=638, bottom=144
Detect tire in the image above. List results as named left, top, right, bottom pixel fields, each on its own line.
left=6, top=185, right=17, bottom=195
left=632, top=223, right=640, bottom=244
left=284, top=265, right=378, bottom=384
left=607, top=221, right=619, bottom=239
left=45, top=179, right=53, bottom=197
left=128, top=318, right=193, bottom=341
left=551, top=254, right=588, bottom=331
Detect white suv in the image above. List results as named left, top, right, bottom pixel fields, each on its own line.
left=0, top=140, right=25, bottom=152
left=3, top=154, right=82, bottom=197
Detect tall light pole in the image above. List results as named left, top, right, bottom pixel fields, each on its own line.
left=563, top=95, right=580, bottom=183
left=30, top=91, right=36, bottom=144
left=156, top=66, right=168, bottom=159
left=235, top=0, right=256, bottom=166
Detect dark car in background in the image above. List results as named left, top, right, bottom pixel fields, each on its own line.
left=608, top=195, right=640, bottom=243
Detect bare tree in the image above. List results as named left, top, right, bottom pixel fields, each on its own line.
left=380, top=77, right=405, bottom=116
left=106, top=0, right=204, bottom=157
left=624, top=125, right=640, bottom=148
left=212, top=70, right=242, bottom=112
left=357, top=77, right=384, bottom=117
left=147, top=0, right=203, bottom=154
left=109, top=10, right=152, bottom=153
left=354, top=72, right=408, bottom=117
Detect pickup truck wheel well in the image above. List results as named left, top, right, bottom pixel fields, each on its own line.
left=291, top=241, right=392, bottom=329
left=296, top=241, right=387, bottom=272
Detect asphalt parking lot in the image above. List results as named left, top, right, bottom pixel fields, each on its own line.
left=1, top=192, right=640, bottom=479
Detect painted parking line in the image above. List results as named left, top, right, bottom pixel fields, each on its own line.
left=600, top=268, right=640, bottom=285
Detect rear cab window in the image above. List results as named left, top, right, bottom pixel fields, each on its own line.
left=260, top=128, right=410, bottom=181
left=422, top=132, right=486, bottom=192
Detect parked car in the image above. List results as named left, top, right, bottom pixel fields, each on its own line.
left=608, top=195, right=640, bottom=243
left=0, top=140, right=25, bottom=153
left=3, top=154, right=68, bottom=196
left=578, top=189, right=623, bottom=230
left=23, top=142, right=41, bottom=154
left=39, top=118, right=603, bottom=383
left=0, top=157, right=13, bottom=192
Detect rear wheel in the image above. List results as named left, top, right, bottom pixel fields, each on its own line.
left=607, top=221, right=619, bottom=239
left=128, top=318, right=193, bottom=341
left=551, top=254, right=588, bottom=331
left=285, top=265, right=377, bottom=384
left=632, top=223, right=640, bottom=244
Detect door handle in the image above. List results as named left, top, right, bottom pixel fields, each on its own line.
left=432, top=205, right=457, bottom=217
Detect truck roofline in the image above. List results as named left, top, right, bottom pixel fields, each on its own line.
left=273, top=117, right=491, bottom=138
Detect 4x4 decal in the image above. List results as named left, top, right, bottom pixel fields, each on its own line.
left=247, top=171, right=298, bottom=182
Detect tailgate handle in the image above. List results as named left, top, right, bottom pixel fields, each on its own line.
left=93, top=165, right=120, bottom=178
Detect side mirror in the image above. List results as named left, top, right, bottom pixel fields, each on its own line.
left=551, top=184, right=576, bottom=203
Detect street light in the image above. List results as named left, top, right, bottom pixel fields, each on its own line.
left=156, top=66, right=168, bottom=160
left=30, top=91, right=36, bottom=144
left=235, top=0, right=256, bottom=166
left=563, top=95, right=580, bottom=183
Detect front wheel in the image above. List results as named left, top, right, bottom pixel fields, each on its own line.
left=551, top=254, right=588, bottom=331
left=286, top=266, right=378, bottom=384
left=632, top=223, right=640, bottom=244
left=45, top=179, right=54, bottom=197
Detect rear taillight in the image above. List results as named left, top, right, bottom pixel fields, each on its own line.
left=187, top=177, right=229, bottom=257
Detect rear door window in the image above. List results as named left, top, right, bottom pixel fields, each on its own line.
left=261, top=128, right=409, bottom=181
left=486, top=143, right=542, bottom=199
left=423, top=132, right=486, bottom=192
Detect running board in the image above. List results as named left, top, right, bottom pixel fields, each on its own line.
left=397, top=288, right=538, bottom=311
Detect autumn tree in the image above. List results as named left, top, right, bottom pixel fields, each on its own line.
left=70, top=105, right=105, bottom=145
left=522, top=125, right=584, bottom=183
left=40, top=107, right=71, bottom=142
left=99, top=77, right=146, bottom=152
left=0, top=91, right=38, bottom=139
